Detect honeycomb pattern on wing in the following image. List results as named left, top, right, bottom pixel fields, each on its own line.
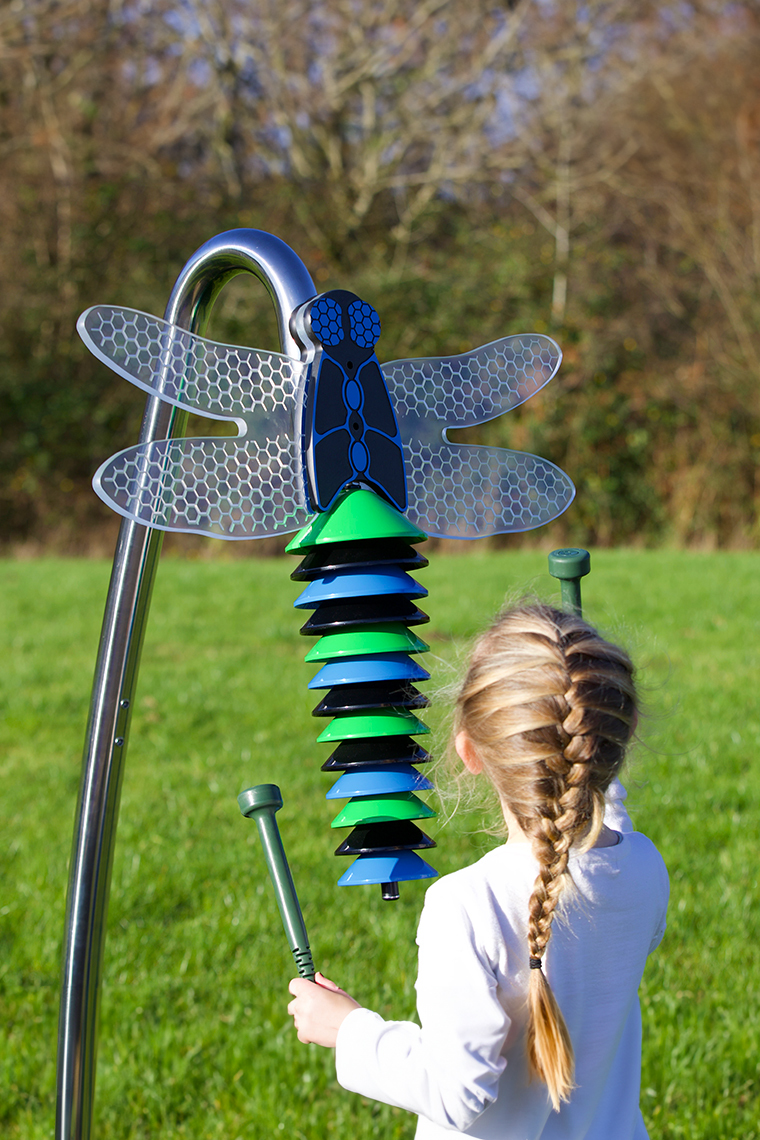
left=348, top=300, right=381, bottom=348
left=95, top=436, right=310, bottom=539
left=310, top=297, right=344, bottom=347
left=82, top=306, right=302, bottom=416
left=383, top=335, right=560, bottom=431
left=402, top=441, right=574, bottom=539
left=83, top=306, right=571, bottom=542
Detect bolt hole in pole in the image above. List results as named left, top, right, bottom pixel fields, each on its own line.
left=547, top=547, right=591, bottom=616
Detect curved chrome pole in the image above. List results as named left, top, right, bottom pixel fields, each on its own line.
left=55, top=231, right=315, bottom=1140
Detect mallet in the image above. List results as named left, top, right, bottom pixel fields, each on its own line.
left=238, top=783, right=316, bottom=981
left=548, top=548, right=591, bottom=616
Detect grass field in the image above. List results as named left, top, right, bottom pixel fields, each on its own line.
left=1, top=549, right=759, bottom=1139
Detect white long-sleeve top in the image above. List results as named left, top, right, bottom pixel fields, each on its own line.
left=336, top=783, right=668, bottom=1139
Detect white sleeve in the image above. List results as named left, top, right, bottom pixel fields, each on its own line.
left=604, top=777, right=634, bottom=833
left=335, top=884, right=509, bottom=1131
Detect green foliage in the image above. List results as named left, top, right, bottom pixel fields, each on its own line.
left=1, top=551, right=760, bottom=1137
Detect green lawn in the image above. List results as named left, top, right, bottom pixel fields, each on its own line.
left=1, top=549, right=759, bottom=1138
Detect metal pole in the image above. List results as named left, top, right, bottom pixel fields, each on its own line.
left=55, top=231, right=315, bottom=1140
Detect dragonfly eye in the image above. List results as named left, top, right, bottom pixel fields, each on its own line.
left=311, top=296, right=344, bottom=347
left=348, top=299, right=381, bottom=348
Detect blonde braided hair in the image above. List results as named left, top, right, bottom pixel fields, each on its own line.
left=454, top=602, right=637, bottom=1111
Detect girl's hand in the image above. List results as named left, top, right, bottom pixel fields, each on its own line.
left=287, top=971, right=361, bottom=1047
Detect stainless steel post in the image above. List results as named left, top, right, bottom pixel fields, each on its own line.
left=55, top=230, right=315, bottom=1140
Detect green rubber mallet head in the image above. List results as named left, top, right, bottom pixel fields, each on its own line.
left=548, top=548, right=590, bottom=617
left=237, top=783, right=315, bottom=981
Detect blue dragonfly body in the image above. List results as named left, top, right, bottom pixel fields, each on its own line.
left=291, top=290, right=407, bottom=514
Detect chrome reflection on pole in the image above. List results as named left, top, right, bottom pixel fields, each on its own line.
left=55, top=231, right=316, bottom=1140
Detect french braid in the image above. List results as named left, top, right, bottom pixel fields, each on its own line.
left=454, top=603, right=637, bottom=1112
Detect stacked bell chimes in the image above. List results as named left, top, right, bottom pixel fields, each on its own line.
left=287, top=486, right=437, bottom=899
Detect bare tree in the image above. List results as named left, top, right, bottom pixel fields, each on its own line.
left=139, top=0, right=537, bottom=268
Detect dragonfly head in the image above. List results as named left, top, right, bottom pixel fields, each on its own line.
left=290, top=290, right=381, bottom=370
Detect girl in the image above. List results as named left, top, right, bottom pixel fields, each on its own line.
left=288, top=602, right=669, bottom=1139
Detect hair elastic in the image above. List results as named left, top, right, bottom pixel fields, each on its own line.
left=529, top=957, right=543, bottom=970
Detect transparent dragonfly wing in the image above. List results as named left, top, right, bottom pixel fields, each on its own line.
left=78, top=305, right=306, bottom=421
left=93, top=434, right=310, bottom=540
left=381, top=334, right=570, bottom=537
left=81, top=304, right=312, bottom=538
left=383, top=334, right=561, bottom=431
left=403, top=438, right=575, bottom=539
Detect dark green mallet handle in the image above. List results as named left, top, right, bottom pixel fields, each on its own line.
left=237, top=783, right=316, bottom=981
left=548, top=548, right=591, bottom=616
